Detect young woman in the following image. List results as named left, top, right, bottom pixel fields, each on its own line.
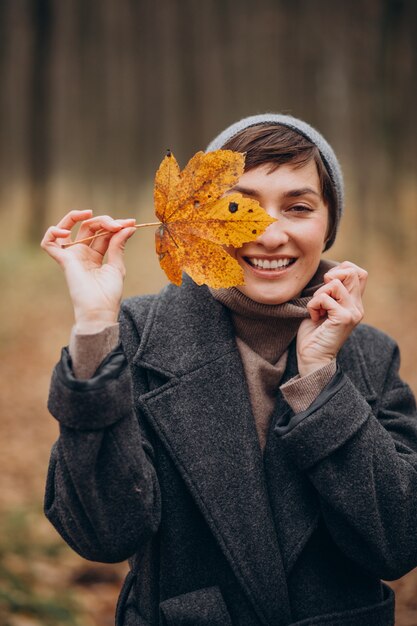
left=41, top=114, right=417, bottom=626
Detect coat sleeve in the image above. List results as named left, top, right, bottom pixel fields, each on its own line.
left=44, top=307, right=161, bottom=564
left=275, top=329, right=417, bottom=580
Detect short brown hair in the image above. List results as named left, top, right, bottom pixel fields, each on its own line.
left=221, top=123, right=337, bottom=246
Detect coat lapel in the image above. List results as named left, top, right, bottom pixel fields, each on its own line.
left=263, top=335, right=378, bottom=576
left=132, top=278, right=291, bottom=626
left=338, top=331, right=378, bottom=405
left=263, top=344, right=321, bottom=575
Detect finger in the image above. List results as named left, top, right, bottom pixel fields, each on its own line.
left=324, top=262, right=366, bottom=282
left=324, top=268, right=366, bottom=311
left=41, top=225, right=72, bottom=246
left=324, top=270, right=363, bottom=307
left=306, top=304, right=327, bottom=323
left=307, top=291, right=343, bottom=323
left=75, top=215, right=125, bottom=241
left=41, top=226, right=71, bottom=251
left=56, top=209, right=93, bottom=231
left=89, top=218, right=136, bottom=255
left=329, top=260, right=367, bottom=275
left=314, top=279, right=351, bottom=305
left=106, top=226, right=136, bottom=274
left=324, top=262, right=368, bottom=295
left=312, top=278, right=364, bottom=319
left=308, top=287, right=363, bottom=325
left=325, top=268, right=367, bottom=296
left=40, top=226, right=72, bottom=263
left=308, top=292, right=352, bottom=324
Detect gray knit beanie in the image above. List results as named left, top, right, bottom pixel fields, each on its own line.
left=206, top=113, right=343, bottom=250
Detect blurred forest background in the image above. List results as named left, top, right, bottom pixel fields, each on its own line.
left=0, top=0, right=416, bottom=624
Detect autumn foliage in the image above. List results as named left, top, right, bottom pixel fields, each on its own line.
left=154, top=149, right=275, bottom=288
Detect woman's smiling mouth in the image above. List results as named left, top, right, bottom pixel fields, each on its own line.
left=243, top=256, right=297, bottom=272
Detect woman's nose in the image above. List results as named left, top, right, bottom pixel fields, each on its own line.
left=256, top=218, right=290, bottom=249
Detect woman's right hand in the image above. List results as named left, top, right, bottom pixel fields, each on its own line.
left=41, top=209, right=137, bottom=332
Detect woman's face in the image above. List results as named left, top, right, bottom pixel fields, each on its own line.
left=226, top=159, right=329, bottom=304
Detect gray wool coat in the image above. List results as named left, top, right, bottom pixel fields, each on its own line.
left=45, top=277, right=417, bottom=626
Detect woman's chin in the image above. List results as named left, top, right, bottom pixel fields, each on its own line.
left=236, top=284, right=291, bottom=305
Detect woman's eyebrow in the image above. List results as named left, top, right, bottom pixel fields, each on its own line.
left=283, top=187, right=321, bottom=198
left=230, top=185, right=321, bottom=199
left=230, top=185, right=259, bottom=197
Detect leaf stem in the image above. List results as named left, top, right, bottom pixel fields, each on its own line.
left=61, top=221, right=162, bottom=248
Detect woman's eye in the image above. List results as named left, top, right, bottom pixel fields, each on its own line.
left=287, top=205, right=313, bottom=213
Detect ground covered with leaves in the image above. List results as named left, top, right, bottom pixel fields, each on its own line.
left=1, top=239, right=417, bottom=625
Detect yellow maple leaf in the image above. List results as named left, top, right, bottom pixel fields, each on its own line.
left=154, top=149, right=275, bottom=288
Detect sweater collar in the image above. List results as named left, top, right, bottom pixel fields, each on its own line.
left=210, top=259, right=337, bottom=363
left=210, top=259, right=337, bottom=320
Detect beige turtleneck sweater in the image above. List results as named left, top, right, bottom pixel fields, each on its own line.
left=69, top=260, right=337, bottom=449
left=209, top=259, right=337, bottom=447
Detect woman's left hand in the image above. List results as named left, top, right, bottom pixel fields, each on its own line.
left=296, top=261, right=368, bottom=377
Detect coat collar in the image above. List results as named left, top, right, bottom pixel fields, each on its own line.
left=132, top=277, right=236, bottom=378
left=133, top=277, right=291, bottom=626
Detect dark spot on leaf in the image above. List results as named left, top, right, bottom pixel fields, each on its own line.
left=252, top=230, right=257, bottom=234
left=248, top=209, right=253, bottom=213
left=194, top=200, right=200, bottom=208
left=208, top=194, right=212, bottom=198
left=166, top=149, right=171, bottom=157
left=228, top=202, right=238, bottom=213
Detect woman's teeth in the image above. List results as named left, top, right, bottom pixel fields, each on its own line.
left=248, top=258, right=295, bottom=270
